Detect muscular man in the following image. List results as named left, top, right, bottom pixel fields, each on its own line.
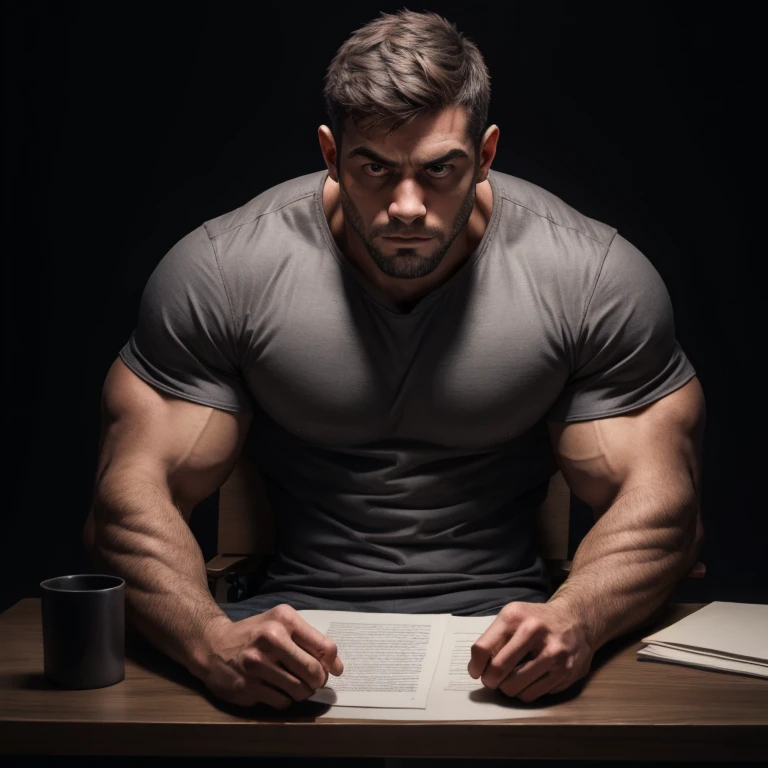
left=83, top=9, right=705, bottom=710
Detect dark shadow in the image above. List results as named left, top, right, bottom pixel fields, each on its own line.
left=14, top=672, right=56, bottom=690
left=14, top=671, right=126, bottom=692
left=126, top=626, right=208, bottom=694
left=466, top=677, right=585, bottom=709
left=200, top=694, right=333, bottom=721
left=585, top=601, right=685, bottom=677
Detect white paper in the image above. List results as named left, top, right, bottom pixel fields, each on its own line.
left=297, top=609, right=552, bottom=721
left=299, top=610, right=449, bottom=708
left=638, top=644, right=768, bottom=679
left=641, top=601, right=768, bottom=663
left=645, top=641, right=768, bottom=668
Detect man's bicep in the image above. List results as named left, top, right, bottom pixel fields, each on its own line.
left=546, top=232, right=696, bottom=424
left=547, top=377, right=706, bottom=521
left=119, top=223, right=254, bottom=414
left=96, top=357, right=253, bottom=518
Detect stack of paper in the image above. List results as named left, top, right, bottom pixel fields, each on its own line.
left=296, top=609, right=551, bottom=721
left=638, top=601, right=768, bottom=679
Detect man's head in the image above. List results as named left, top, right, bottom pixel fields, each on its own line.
left=318, top=10, right=498, bottom=281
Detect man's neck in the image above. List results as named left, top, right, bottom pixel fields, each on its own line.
left=322, top=175, right=494, bottom=309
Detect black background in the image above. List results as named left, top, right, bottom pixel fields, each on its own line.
left=3, top=0, right=765, bottom=617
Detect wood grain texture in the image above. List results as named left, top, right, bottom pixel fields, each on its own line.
left=1, top=599, right=765, bottom=759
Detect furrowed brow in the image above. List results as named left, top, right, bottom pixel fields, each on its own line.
left=347, top=146, right=470, bottom=167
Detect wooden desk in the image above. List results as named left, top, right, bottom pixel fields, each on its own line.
left=0, top=600, right=766, bottom=760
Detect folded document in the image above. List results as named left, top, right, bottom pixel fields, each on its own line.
left=638, top=601, right=768, bottom=679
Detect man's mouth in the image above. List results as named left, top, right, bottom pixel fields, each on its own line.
left=383, top=236, right=432, bottom=241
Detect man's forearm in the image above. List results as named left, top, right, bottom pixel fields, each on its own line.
left=547, top=482, right=702, bottom=650
left=87, top=470, right=231, bottom=678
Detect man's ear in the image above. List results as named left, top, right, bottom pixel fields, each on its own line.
left=318, top=125, right=339, bottom=182
left=476, top=124, right=500, bottom=184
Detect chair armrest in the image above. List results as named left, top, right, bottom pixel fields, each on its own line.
left=545, top=559, right=571, bottom=591
left=206, top=554, right=264, bottom=579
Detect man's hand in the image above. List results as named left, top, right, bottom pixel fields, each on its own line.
left=197, top=604, right=344, bottom=710
left=467, top=601, right=594, bottom=702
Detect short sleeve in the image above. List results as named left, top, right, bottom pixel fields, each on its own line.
left=547, top=232, right=696, bottom=422
left=119, top=224, right=254, bottom=413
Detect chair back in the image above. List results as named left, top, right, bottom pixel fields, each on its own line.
left=218, top=455, right=571, bottom=562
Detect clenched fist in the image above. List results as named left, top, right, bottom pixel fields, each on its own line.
left=468, top=601, right=593, bottom=702
left=195, top=603, right=344, bottom=709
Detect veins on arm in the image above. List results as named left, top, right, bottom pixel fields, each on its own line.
left=544, top=378, right=706, bottom=647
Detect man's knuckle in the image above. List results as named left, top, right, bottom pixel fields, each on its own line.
left=309, top=660, right=326, bottom=686
left=524, top=616, right=545, bottom=633
left=545, top=643, right=568, bottom=663
left=486, top=658, right=505, bottom=676
left=255, top=624, right=284, bottom=649
left=272, top=603, right=296, bottom=622
left=500, top=603, right=520, bottom=620
left=241, top=649, right=265, bottom=671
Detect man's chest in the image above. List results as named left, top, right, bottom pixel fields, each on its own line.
left=241, top=281, right=569, bottom=448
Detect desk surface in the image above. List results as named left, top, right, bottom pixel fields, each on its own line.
left=1, top=599, right=766, bottom=760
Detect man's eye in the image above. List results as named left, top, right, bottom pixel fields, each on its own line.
left=427, top=164, right=453, bottom=177
left=361, top=163, right=454, bottom=178
left=363, top=164, right=389, bottom=176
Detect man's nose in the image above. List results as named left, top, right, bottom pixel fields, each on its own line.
left=388, top=178, right=427, bottom=225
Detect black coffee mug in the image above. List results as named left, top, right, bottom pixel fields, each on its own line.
left=40, top=574, right=125, bottom=689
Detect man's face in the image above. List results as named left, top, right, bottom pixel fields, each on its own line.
left=336, top=106, right=479, bottom=280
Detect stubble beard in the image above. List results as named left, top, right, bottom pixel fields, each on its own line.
left=338, top=179, right=477, bottom=280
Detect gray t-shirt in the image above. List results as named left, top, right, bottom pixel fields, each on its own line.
left=120, top=168, right=696, bottom=607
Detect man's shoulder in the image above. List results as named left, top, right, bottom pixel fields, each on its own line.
left=491, top=169, right=616, bottom=247
left=202, top=170, right=325, bottom=241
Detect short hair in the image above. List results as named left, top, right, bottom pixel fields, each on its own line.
left=323, top=9, right=491, bottom=158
